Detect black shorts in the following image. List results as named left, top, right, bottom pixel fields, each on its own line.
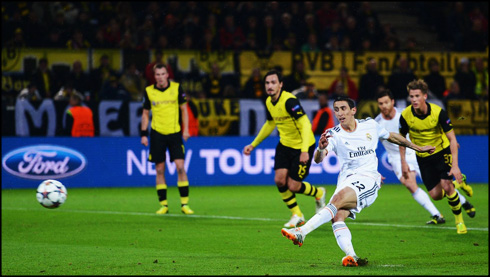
left=148, top=130, right=185, bottom=164
left=274, top=142, right=315, bottom=182
left=416, top=147, right=453, bottom=191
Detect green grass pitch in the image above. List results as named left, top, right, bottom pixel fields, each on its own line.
left=2, top=184, right=488, bottom=275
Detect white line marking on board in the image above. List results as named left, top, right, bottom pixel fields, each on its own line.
left=2, top=207, right=488, bottom=232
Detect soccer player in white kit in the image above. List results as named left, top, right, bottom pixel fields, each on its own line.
left=375, top=90, right=474, bottom=224
left=281, top=96, right=435, bottom=267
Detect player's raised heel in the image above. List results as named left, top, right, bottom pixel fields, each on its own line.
left=426, top=214, right=445, bottom=225
left=156, top=206, right=169, bottom=214
left=284, top=214, right=305, bottom=228
left=453, top=174, right=473, bottom=197
left=456, top=222, right=467, bottom=234
left=181, top=205, right=194, bottom=215
left=462, top=202, right=475, bottom=218
left=315, top=187, right=327, bottom=213
left=281, top=227, right=304, bottom=247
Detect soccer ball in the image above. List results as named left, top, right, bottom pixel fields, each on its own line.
left=36, top=179, right=68, bottom=209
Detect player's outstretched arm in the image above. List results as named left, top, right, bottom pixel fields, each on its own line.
left=387, top=132, right=435, bottom=154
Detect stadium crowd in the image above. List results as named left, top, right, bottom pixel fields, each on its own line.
left=2, top=1, right=488, bottom=104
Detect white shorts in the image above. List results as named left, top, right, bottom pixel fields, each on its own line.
left=330, top=173, right=381, bottom=220
left=389, top=153, right=421, bottom=180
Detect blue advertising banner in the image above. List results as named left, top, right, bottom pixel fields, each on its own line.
left=2, top=136, right=488, bottom=189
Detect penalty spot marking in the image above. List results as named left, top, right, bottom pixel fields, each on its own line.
left=3, top=207, right=488, bottom=232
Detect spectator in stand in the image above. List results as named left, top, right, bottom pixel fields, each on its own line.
left=300, top=13, right=320, bottom=47
left=472, top=57, right=488, bottom=100
left=322, top=20, right=344, bottom=50
left=54, top=81, right=80, bottom=102
left=453, top=57, right=476, bottom=100
left=463, top=18, right=488, bottom=52
left=311, top=92, right=335, bottom=135
left=5, top=27, right=26, bottom=48
left=259, top=15, right=279, bottom=51
left=99, top=74, right=131, bottom=101
left=64, top=91, right=95, bottom=137
left=359, top=59, right=385, bottom=101
left=403, top=36, right=419, bottom=52
left=30, top=58, right=58, bottom=99
left=344, top=16, right=362, bottom=51
left=145, top=49, right=175, bottom=86
left=202, top=62, right=238, bottom=98
left=423, top=60, right=446, bottom=100
left=283, top=60, right=309, bottom=92
left=136, top=34, right=154, bottom=50
left=328, top=67, right=358, bottom=101
left=243, top=16, right=260, bottom=50
left=387, top=57, right=417, bottom=100
left=360, top=17, right=381, bottom=50
left=103, top=18, right=122, bottom=48
left=446, top=2, right=471, bottom=51
left=443, top=81, right=465, bottom=108
left=90, top=54, right=116, bottom=101
left=219, top=14, right=245, bottom=50
left=120, top=62, right=146, bottom=101
left=18, top=83, right=42, bottom=101
left=159, top=14, right=182, bottom=49
left=301, top=33, right=320, bottom=52
left=292, top=82, right=318, bottom=100
left=44, top=28, right=65, bottom=48
left=66, top=29, right=91, bottom=50
left=277, top=12, right=298, bottom=48
left=67, top=60, right=91, bottom=102
left=316, top=2, right=339, bottom=32
left=242, top=67, right=266, bottom=100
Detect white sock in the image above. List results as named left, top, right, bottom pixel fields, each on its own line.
left=412, top=188, right=440, bottom=217
left=457, top=190, right=467, bottom=204
left=332, top=221, right=356, bottom=257
left=302, top=203, right=337, bottom=235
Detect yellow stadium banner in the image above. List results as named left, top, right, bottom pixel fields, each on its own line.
left=239, top=51, right=488, bottom=91
left=154, top=50, right=235, bottom=74
left=190, top=98, right=240, bottom=136
left=446, top=100, right=489, bottom=135
left=2, top=48, right=89, bottom=72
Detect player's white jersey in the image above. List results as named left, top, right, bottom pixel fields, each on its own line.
left=325, top=118, right=390, bottom=185
left=374, top=108, right=417, bottom=164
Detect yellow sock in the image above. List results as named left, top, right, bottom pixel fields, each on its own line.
left=299, top=181, right=323, bottom=199
left=446, top=190, right=464, bottom=224
left=277, top=185, right=302, bottom=217
left=177, top=181, right=189, bottom=206
left=156, top=184, right=168, bottom=206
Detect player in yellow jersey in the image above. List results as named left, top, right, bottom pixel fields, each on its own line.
left=140, top=64, right=194, bottom=215
left=399, top=79, right=475, bottom=234
left=243, top=70, right=326, bottom=228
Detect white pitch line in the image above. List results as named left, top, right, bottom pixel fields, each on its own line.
left=2, top=207, right=488, bottom=232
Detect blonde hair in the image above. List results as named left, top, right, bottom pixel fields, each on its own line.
left=406, top=79, right=428, bottom=94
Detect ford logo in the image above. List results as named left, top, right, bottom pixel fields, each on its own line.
left=2, top=145, right=86, bottom=180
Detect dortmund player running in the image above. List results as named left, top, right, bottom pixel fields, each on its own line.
left=375, top=89, right=475, bottom=224
left=243, top=70, right=326, bottom=228
left=141, top=64, right=194, bottom=215
left=399, top=79, right=475, bottom=234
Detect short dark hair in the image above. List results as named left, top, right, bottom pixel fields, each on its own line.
left=153, top=63, right=168, bottom=72
left=333, top=96, right=356, bottom=109
left=376, top=89, right=394, bottom=100
left=263, top=70, right=282, bottom=83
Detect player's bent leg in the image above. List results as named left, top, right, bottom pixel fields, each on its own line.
left=453, top=174, right=473, bottom=197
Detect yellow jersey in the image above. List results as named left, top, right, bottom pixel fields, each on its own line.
left=399, top=102, right=452, bottom=157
